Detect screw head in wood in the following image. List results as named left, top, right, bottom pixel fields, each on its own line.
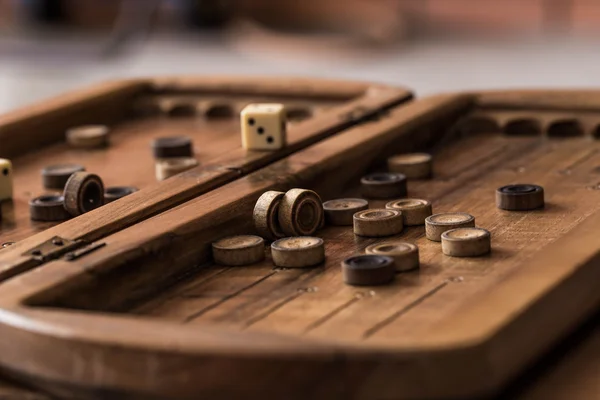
left=41, top=164, right=85, bottom=190
left=151, top=136, right=193, bottom=159
left=365, top=241, right=419, bottom=272
left=278, top=189, right=324, bottom=237
left=442, top=227, right=491, bottom=257
left=271, top=237, right=325, bottom=268
left=212, top=235, right=265, bottom=266
left=66, top=125, right=109, bottom=149
left=104, top=186, right=139, bottom=203
left=254, top=191, right=286, bottom=240
left=387, top=153, right=432, bottom=179
left=425, top=212, right=475, bottom=242
left=361, top=172, right=407, bottom=199
left=342, top=255, right=395, bottom=286
left=353, top=209, right=403, bottom=237
left=29, top=195, right=71, bottom=221
left=385, top=198, right=432, bottom=226
left=322, top=198, right=368, bottom=226
left=496, top=184, right=544, bottom=211
left=63, top=172, right=105, bottom=217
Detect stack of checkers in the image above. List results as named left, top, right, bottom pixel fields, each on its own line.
left=152, top=136, right=198, bottom=181
left=30, top=163, right=138, bottom=222
left=207, top=154, right=544, bottom=288
left=211, top=188, right=326, bottom=269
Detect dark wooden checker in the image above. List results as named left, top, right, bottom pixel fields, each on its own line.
left=0, top=77, right=410, bottom=278
left=0, top=81, right=599, bottom=399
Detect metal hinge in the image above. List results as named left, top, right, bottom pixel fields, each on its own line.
left=22, top=236, right=81, bottom=263
left=63, top=242, right=107, bottom=261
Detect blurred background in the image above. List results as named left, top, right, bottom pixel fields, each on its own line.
left=1, top=0, right=600, bottom=113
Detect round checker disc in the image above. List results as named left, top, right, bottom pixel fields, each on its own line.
left=104, top=186, right=139, bottom=203
left=385, top=198, right=432, bottom=226
left=155, top=157, right=198, bottom=181
left=425, top=212, right=475, bottom=242
left=254, top=191, right=286, bottom=240
left=323, top=198, right=368, bottom=226
left=278, top=189, right=324, bottom=236
left=353, top=209, right=404, bottom=237
left=41, top=164, right=86, bottom=190
left=387, top=153, right=432, bottom=179
left=29, top=195, right=71, bottom=222
left=442, top=227, right=491, bottom=257
left=271, top=237, right=325, bottom=268
left=496, top=184, right=544, bottom=211
left=365, top=241, right=419, bottom=272
left=212, top=235, right=265, bottom=266
left=66, top=125, right=109, bottom=149
left=151, top=136, right=193, bottom=159
left=342, top=255, right=395, bottom=286
left=63, top=172, right=105, bottom=217
left=360, top=172, right=407, bottom=199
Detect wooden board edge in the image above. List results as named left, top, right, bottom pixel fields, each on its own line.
left=0, top=94, right=479, bottom=400
left=472, top=89, right=600, bottom=112
left=0, top=84, right=413, bottom=284
left=148, top=75, right=389, bottom=99
left=0, top=79, right=150, bottom=159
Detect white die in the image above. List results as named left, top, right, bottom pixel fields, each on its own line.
left=0, top=159, right=13, bottom=201
left=241, top=104, right=287, bottom=150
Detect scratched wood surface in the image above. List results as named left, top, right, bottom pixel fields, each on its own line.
left=0, top=78, right=411, bottom=284
left=1, top=89, right=600, bottom=399
left=0, top=96, right=332, bottom=244
left=129, top=128, right=600, bottom=343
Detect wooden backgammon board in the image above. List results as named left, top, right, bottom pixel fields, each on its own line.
left=0, top=77, right=599, bottom=399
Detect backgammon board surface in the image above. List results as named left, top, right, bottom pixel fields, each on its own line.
left=0, top=78, right=599, bottom=399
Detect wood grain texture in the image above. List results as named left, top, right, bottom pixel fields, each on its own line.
left=2, top=85, right=600, bottom=399
left=0, top=94, right=471, bottom=400
left=0, top=79, right=148, bottom=159
left=0, top=78, right=412, bottom=283
left=474, top=89, right=600, bottom=112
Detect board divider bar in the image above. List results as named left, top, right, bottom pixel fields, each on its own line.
left=0, top=83, right=413, bottom=282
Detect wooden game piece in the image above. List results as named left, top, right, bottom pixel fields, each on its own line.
left=241, top=103, right=287, bottom=150
left=0, top=159, right=13, bottom=202
left=441, top=227, right=491, bottom=257
left=205, top=103, right=235, bottom=119
left=278, top=189, right=324, bottom=236
left=41, top=164, right=86, bottom=190
left=496, top=184, right=544, bottom=211
left=155, top=158, right=199, bottom=181
left=151, top=136, right=193, bottom=159
left=342, top=255, right=395, bottom=286
left=29, top=195, right=71, bottom=222
left=322, top=198, right=368, bottom=226
left=360, top=172, right=407, bottom=199
left=385, top=198, right=432, bottom=226
left=63, top=172, right=105, bottom=217
left=387, top=153, right=432, bottom=179
left=353, top=209, right=403, bottom=237
left=254, top=191, right=286, bottom=240
left=104, top=186, right=139, bottom=203
left=66, top=125, right=109, bottom=149
left=365, top=241, right=419, bottom=272
left=212, top=235, right=265, bottom=266
left=271, top=237, right=325, bottom=268
left=425, top=212, right=475, bottom=242
left=167, top=102, right=197, bottom=118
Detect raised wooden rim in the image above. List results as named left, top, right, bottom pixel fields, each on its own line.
left=0, top=88, right=600, bottom=399
left=0, top=77, right=412, bottom=282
